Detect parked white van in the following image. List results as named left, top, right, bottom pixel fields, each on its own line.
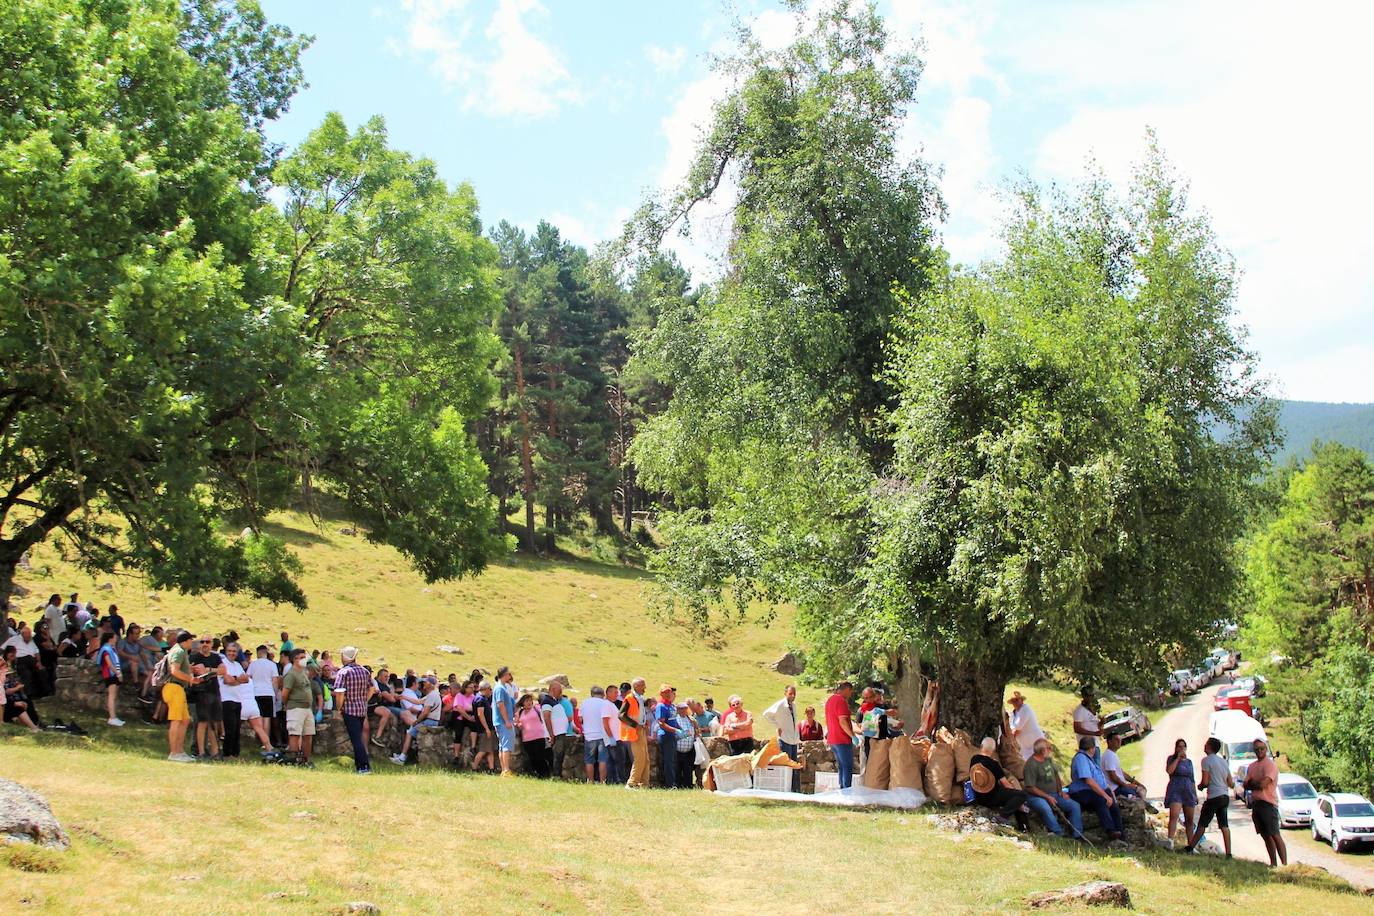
left=1208, top=709, right=1268, bottom=799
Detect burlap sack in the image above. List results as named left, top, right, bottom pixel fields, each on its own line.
left=998, top=712, right=1025, bottom=780
left=888, top=736, right=924, bottom=790
left=910, top=735, right=933, bottom=765
left=952, top=730, right=979, bottom=784
left=924, top=737, right=957, bottom=804
left=862, top=737, right=892, bottom=788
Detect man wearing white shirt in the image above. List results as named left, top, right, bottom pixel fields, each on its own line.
left=1072, top=687, right=1102, bottom=755
left=579, top=685, right=619, bottom=784
left=763, top=685, right=801, bottom=791
left=2, top=623, right=44, bottom=699
left=1007, top=691, right=1046, bottom=761
left=43, top=594, right=65, bottom=644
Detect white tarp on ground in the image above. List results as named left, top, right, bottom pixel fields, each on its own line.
left=718, top=785, right=927, bottom=809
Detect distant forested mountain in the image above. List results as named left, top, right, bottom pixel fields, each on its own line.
left=1270, top=400, right=1374, bottom=462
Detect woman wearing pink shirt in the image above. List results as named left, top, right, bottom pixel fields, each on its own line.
left=721, top=695, right=755, bottom=755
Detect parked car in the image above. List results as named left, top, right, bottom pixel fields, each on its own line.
left=1214, top=685, right=1244, bottom=711
left=1169, top=669, right=1195, bottom=695
left=1276, top=773, right=1317, bottom=828
left=1312, top=793, right=1374, bottom=852
left=1101, top=705, right=1152, bottom=740
left=1208, top=648, right=1232, bottom=671
left=1233, top=674, right=1266, bottom=697
left=1192, top=665, right=1211, bottom=688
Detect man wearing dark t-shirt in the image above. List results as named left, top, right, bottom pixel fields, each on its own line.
left=188, top=638, right=225, bottom=759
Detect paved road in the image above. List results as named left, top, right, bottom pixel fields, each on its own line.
left=1138, top=681, right=1374, bottom=891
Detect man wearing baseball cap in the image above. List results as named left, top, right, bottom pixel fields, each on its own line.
left=332, top=645, right=375, bottom=774
left=163, top=630, right=197, bottom=762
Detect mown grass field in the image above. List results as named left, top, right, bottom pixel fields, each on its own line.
left=3, top=730, right=1367, bottom=915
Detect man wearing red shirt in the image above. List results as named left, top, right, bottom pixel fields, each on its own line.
left=825, top=681, right=856, bottom=788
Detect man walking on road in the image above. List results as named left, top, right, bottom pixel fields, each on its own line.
left=1244, top=738, right=1287, bottom=867
left=1187, top=736, right=1233, bottom=857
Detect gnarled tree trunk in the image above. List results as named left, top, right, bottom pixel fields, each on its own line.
left=933, top=645, right=1007, bottom=741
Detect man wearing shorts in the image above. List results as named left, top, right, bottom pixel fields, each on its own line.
left=1187, top=737, right=1234, bottom=856
left=188, top=636, right=225, bottom=759
left=162, top=630, right=197, bottom=762
left=579, top=685, right=617, bottom=783
left=281, top=648, right=315, bottom=766
left=1244, top=739, right=1286, bottom=866
left=492, top=666, right=519, bottom=776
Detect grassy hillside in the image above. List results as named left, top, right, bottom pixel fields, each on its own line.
left=13, top=509, right=818, bottom=711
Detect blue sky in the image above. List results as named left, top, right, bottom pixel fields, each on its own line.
left=259, top=1, right=1374, bottom=403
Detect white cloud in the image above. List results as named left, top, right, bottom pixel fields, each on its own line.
left=645, top=44, right=687, bottom=75
left=398, top=0, right=580, bottom=118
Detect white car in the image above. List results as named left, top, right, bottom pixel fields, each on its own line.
left=1312, top=793, right=1374, bottom=852
left=1276, top=773, right=1317, bottom=827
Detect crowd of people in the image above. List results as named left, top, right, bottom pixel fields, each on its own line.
left=1, top=595, right=1290, bottom=866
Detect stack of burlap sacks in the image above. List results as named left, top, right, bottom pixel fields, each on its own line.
left=871, top=714, right=1025, bottom=805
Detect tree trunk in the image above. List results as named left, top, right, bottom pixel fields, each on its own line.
left=891, top=645, right=924, bottom=732
left=513, top=344, right=536, bottom=554
left=621, top=465, right=634, bottom=535
left=591, top=501, right=619, bottom=538
left=544, top=503, right=555, bottom=553
left=933, top=646, right=1007, bottom=741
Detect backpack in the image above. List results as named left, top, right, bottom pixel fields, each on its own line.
left=150, top=654, right=172, bottom=688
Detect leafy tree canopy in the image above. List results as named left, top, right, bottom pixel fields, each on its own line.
left=0, top=0, right=506, bottom=606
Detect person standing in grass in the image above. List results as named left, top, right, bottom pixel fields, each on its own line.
left=217, top=643, right=250, bottom=758
left=825, top=682, right=856, bottom=788
left=281, top=648, right=315, bottom=767
left=332, top=646, right=375, bottom=774
left=492, top=666, right=519, bottom=776
left=163, top=630, right=197, bottom=762
left=1187, top=736, right=1233, bottom=857
left=720, top=695, right=754, bottom=755
left=604, top=684, right=628, bottom=783
left=247, top=645, right=283, bottom=748
left=1244, top=739, right=1286, bottom=867
left=626, top=677, right=650, bottom=788
left=540, top=681, right=575, bottom=779
left=1007, top=691, right=1046, bottom=761
left=472, top=681, right=497, bottom=773
left=1164, top=738, right=1198, bottom=844
left=764, top=685, right=801, bottom=790
left=656, top=685, right=683, bottom=788
left=579, top=685, right=617, bottom=783
left=798, top=706, right=824, bottom=742
left=516, top=693, right=552, bottom=777
left=188, top=636, right=225, bottom=759
left=674, top=702, right=698, bottom=788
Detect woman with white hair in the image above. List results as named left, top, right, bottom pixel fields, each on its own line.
left=720, top=694, right=754, bottom=755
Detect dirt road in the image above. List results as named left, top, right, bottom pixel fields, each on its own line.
left=1138, top=680, right=1374, bottom=891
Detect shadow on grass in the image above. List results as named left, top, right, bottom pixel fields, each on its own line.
left=493, top=552, right=654, bottom=584
left=1030, top=828, right=1363, bottom=895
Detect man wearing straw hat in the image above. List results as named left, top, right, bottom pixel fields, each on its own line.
left=1007, top=690, right=1046, bottom=761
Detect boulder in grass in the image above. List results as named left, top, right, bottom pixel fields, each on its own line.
left=436, top=645, right=464, bottom=655
left=1026, top=881, right=1131, bottom=909
left=769, top=652, right=805, bottom=676
left=538, top=674, right=571, bottom=688
left=0, top=778, right=70, bottom=849
left=8, top=582, right=29, bottom=598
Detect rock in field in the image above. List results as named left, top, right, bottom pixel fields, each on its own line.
left=1026, top=881, right=1131, bottom=909
left=770, top=651, right=805, bottom=675
left=436, top=645, right=464, bottom=655
left=0, top=778, right=70, bottom=849
left=538, top=673, right=571, bottom=688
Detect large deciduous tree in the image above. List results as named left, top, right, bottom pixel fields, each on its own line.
left=629, top=0, right=1273, bottom=737
left=0, top=0, right=506, bottom=606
